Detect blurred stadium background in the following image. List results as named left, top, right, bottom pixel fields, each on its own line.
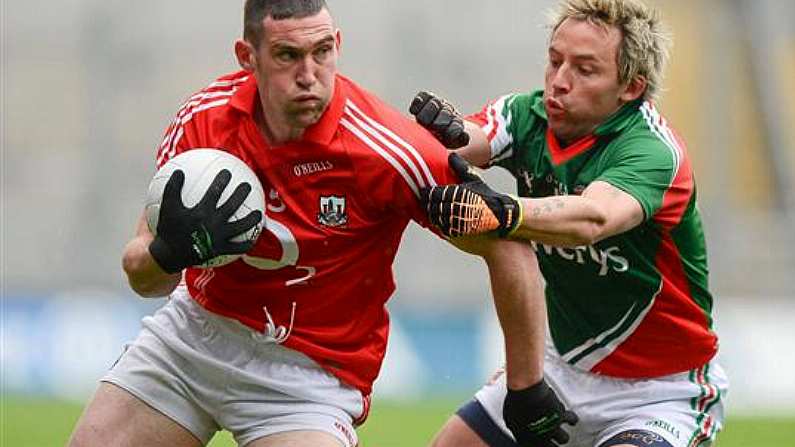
left=2, top=0, right=794, bottom=445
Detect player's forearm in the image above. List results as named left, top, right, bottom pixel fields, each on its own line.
left=453, top=121, right=492, bottom=168
left=481, top=239, right=545, bottom=388
left=512, top=195, right=608, bottom=248
left=122, top=235, right=180, bottom=298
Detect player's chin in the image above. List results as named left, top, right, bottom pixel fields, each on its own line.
left=287, top=106, right=325, bottom=127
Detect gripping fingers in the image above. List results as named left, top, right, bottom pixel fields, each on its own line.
left=445, top=121, right=470, bottom=148
left=563, top=410, right=579, bottom=426
left=551, top=426, right=570, bottom=445
left=217, top=181, right=253, bottom=217
left=448, top=153, right=480, bottom=182
left=409, top=91, right=434, bottom=116
left=199, top=169, right=233, bottom=209
left=430, top=185, right=452, bottom=232
left=161, top=170, right=187, bottom=208
left=415, top=97, right=443, bottom=127
left=219, top=210, right=263, bottom=240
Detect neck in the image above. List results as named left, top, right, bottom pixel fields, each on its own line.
left=255, top=104, right=305, bottom=145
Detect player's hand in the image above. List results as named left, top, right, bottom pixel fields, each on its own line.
left=503, top=379, right=579, bottom=447
left=409, top=91, right=470, bottom=149
left=420, top=153, right=522, bottom=237
left=148, top=169, right=262, bottom=273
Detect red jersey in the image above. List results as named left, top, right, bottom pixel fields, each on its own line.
left=154, top=70, right=456, bottom=396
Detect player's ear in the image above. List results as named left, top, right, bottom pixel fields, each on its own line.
left=235, top=39, right=256, bottom=72
left=620, top=75, right=647, bottom=103
left=335, top=29, right=342, bottom=54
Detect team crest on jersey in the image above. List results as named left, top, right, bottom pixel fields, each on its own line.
left=318, top=195, right=348, bottom=227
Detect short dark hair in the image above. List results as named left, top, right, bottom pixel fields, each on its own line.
left=243, top=0, right=328, bottom=47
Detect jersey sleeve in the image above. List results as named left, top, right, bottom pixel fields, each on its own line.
left=153, top=98, right=207, bottom=169
left=595, top=134, right=685, bottom=222
left=344, top=101, right=458, bottom=232
left=466, top=93, right=538, bottom=174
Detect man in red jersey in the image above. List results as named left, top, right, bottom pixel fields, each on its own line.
left=67, top=1, right=574, bottom=446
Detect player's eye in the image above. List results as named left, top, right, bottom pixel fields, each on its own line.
left=313, top=45, right=333, bottom=61
left=275, top=49, right=299, bottom=63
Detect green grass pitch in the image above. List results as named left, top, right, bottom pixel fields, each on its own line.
left=3, top=396, right=793, bottom=446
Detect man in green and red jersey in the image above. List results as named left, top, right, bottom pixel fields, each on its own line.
left=411, top=0, right=727, bottom=446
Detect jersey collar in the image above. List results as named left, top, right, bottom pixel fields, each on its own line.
left=230, top=72, right=346, bottom=146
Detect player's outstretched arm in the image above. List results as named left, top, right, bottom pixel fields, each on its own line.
left=122, top=212, right=181, bottom=298
left=421, top=154, right=644, bottom=247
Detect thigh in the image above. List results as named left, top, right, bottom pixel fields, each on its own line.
left=68, top=382, right=202, bottom=447
left=101, top=294, right=223, bottom=444
left=247, top=430, right=344, bottom=447
left=431, top=407, right=510, bottom=447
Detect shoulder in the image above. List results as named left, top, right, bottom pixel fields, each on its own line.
left=339, top=76, right=442, bottom=149
left=605, top=102, right=685, bottom=174
left=335, top=76, right=456, bottom=194
left=178, top=70, right=251, bottom=123
left=470, top=90, right=544, bottom=138
left=338, top=75, right=449, bottom=164
left=156, top=71, right=250, bottom=165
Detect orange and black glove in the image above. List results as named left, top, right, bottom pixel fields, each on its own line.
left=420, top=153, right=522, bottom=238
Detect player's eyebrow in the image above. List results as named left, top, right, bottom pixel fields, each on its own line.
left=271, top=34, right=336, bottom=53
left=549, top=46, right=600, bottom=63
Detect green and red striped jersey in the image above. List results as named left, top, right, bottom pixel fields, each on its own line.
left=468, top=90, right=718, bottom=378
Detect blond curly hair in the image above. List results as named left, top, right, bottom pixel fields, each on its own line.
left=548, top=0, right=672, bottom=101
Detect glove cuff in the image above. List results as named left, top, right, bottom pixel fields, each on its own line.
left=506, top=378, right=551, bottom=402
left=497, top=195, right=523, bottom=238
left=148, top=237, right=187, bottom=274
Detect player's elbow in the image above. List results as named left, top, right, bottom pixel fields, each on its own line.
left=122, top=246, right=176, bottom=298
left=568, top=208, right=609, bottom=246
left=126, top=274, right=177, bottom=298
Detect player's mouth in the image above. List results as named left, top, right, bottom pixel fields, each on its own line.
left=544, top=97, right=567, bottom=117
left=293, top=94, right=321, bottom=104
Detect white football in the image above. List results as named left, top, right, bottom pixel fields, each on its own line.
left=145, top=148, right=265, bottom=268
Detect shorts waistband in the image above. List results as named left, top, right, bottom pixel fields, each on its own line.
left=170, top=286, right=318, bottom=368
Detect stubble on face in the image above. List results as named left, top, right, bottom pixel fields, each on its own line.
left=543, top=18, right=625, bottom=144
left=254, top=9, right=338, bottom=142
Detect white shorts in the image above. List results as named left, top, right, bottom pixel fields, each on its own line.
left=103, top=287, right=364, bottom=447
left=464, top=344, right=728, bottom=447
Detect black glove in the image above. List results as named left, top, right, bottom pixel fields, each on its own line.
left=420, top=153, right=522, bottom=237
left=148, top=169, right=263, bottom=273
left=409, top=91, right=470, bottom=149
left=503, top=380, right=579, bottom=447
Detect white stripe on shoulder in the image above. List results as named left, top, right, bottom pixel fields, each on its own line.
left=640, top=102, right=682, bottom=187
left=157, top=97, right=231, bottom=166
left=345, top=100, right=437, bottom=187
left=159, top=91, right=235, bottom=151
left=340, top=116, right=420, bottom=197
left=482, top=95, right=514, bottom=163
left=157, top=75, right=250, bottom=166
left=343, top=106, right=426, bottom=189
